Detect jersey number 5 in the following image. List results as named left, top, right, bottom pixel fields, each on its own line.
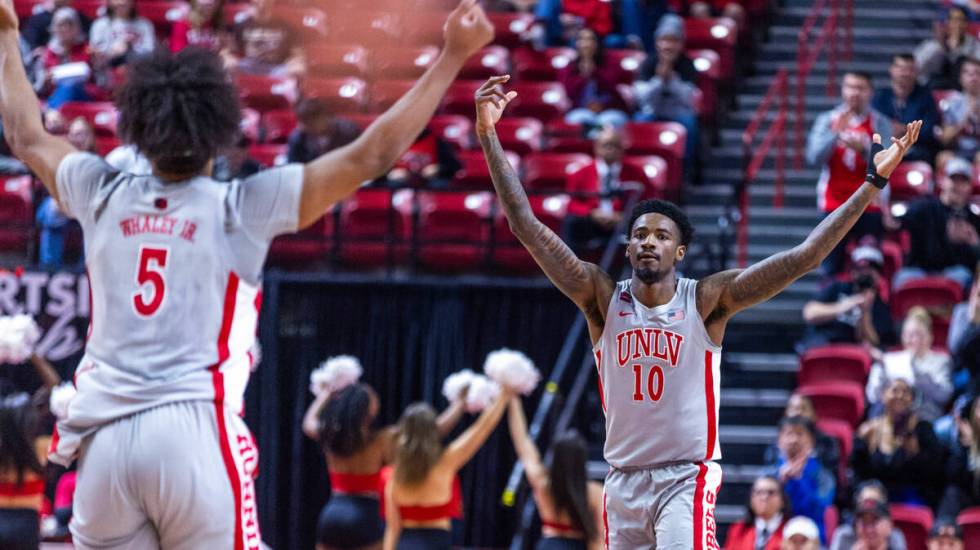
left=632, top=364, right=665, bottom=402
left=133, top=245, right=170, bottom=317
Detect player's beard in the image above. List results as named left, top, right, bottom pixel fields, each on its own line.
left=635, top=265, right=667, bottom=284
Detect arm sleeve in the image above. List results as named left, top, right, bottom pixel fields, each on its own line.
left=234, top=163, right=304, bottom=241
left=55, top=152, right=115, bottom=221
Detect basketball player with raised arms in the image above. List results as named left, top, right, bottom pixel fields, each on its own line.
left=473, top=76, right=921, bottom=549
left=0, top=0, right=494, bottom=547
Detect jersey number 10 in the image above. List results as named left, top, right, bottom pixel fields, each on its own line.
left=632, top=364, right=665, bottom=402
left=133, top=245, right=170, bottom=317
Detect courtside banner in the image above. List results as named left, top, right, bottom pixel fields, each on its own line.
left=0, top=270, right=89, bottom=363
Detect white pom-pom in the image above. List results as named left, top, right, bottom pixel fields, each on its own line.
left=483, top=348, right=540, bottom=395
left=309, top=355, right=363, bottom=396
left=0, top=315, right=41, bottom=364
left=464, top=375, right=500, bottom=413
left=49, top=382, right=76, bottom=420
left=442, top=369, right=476, bottom=404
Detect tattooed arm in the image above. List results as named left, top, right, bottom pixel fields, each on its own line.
left=696, top=121, right=923, bottom=344
left=475, top=76, right=614, bottom=340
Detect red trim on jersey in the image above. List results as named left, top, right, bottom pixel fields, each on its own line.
left=216, top=272, right=240, bottom=366
left=253, top=291, right=262, bottom=317
left=693, top=462, right=709, bottom=550
left=211, top=367, right=244, bottom=550
left=704, top=351, right=717, bottom=460
left=85, top=266, right=93, bottom=342
left=48, top=425, right=60, bottom=457
left=595, top=350, right=606, bottom=412
left=602, top=492, right=609, bottom=550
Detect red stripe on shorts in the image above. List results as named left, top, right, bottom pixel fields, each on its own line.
left=704, top=351, right=717, bottom=459
left=213, top=272, right=244, bottom=550
left=693, top=462, right=708, bottom=550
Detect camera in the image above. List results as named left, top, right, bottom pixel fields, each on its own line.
left=854, top=273, right=876, bottom=292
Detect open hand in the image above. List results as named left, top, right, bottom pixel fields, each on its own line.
left=872, top=120, right=922, bottom=179
left=443, top=0, right=494, bottom=61
left=0, top=0, right=18, bottom=31
left=475, top=75, right=517, bottom=134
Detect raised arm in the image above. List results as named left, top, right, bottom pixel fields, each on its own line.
left=297, top=0, right=493, bottom=228
left=474, top=76, right=614, bottom=334
left=0, top=3, right=75, bottom=202
left=301, top=390, right=331, bottom=441
left=436, top=397, right=467, bottom=438
left=698, top=122, right=923, bottom=335
left=442, top=386, right=515, bottom=472
left=506, top=397, right=547, bottom=489
left=29, top=354, right=61, bottom=390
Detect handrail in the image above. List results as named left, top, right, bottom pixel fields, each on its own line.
left=795, top=0, right=839, bottom=169
left=503, top=189, right=643, bottom=550
left=738, top=68, right=788, bottom=268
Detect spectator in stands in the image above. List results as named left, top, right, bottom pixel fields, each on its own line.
left=637, top=14, right=698, bottom=85
left=223, top=0, right=305, bottom=79
left=949, top=274, right=980, bottom=385
left=723, top=475, right=791, bottom=550
left=563, top=127, right=648, bottom=250
left=88, top=0, right=155, bottom=71
left=32, top=7, right=95, bottom=107
left=37, top=120, right=93, bottom=270
left=939, top=57, right=980, bottom=167
left=684, top=1, right=746, bottom=27
left=212, top=134, right=261, bottom=182
left=384, top=128, right=461, bottom=188
left=532, top=0, right=614, bottom=48
left=853, top=377, right=945, bottom=508
left=767, top=416, right=835, bottom=544
left=0, top=119, right=29, bottom=175
left=780, top=516, right=820, bottom=550
left=766, top=394, right=841, bottom=477
left=916, top=7, right=980, bottom=90
left=845, top=499, right=901, bottom=550
left=0, top=391, right=44, bottom=550
left=799, top=244, right=897, bottom=353
left=928, top=520, right=964, bottom=550
left=559, top=27, right=630, bottom=133
left=65, top=116, right=95, bottom=153
left=22, top=0, right=90, bottom=51
left=887, top=157, right=979, bottom=292
left=830, top=480, right=909, bottom=550
left=866, top=307, right=953, bottom=422
left=806, top=71, right=892, bottom=275
left=170, top=0, right=229, bottom=53
left=872, top=53, right=941, bottom=162
left=285, top=98, right=359, bottom=164
left=938, top=394, right=980, bottom=520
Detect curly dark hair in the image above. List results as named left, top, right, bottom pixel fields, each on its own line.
left=626, top=199, right=694, bottom=246
left=317, top=384, right=373, bottom=458
left=115, top=47, right=241, bottom=177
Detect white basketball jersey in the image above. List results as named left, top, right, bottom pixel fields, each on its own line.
left=594, top=278, right=722, bottom=469
left=49, top=152, right=303, bottom=465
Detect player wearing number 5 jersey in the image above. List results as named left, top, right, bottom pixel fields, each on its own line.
left=473, top=76, right=922, bottom=549
left=0, top=0, right=495, bottom=547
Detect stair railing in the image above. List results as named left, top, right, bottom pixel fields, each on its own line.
left=738, top=68, right=788, bottom=268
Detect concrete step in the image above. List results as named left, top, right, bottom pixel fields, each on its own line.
left=720, top=388, right=792, bottom=426
left=768, top=24, right=931, bottom=42
left=755, top=59, right=892, bottom=76
left=778, top=5, right=936, bottom=26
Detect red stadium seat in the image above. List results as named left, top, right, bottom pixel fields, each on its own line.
left=890, top=504, right=933, bottom=550
left=459, top=46, right=511, bottom=80
left=428, top=115, right=473, bottom=150
left=622, top=155, right=670, bottom=200
left=825, top=506, right=839, bottom=543
left=300, top=77, right=369, bottom=113
left=688, top=49, right=721, bottom=83
left=797, top=382, right=865, bottom=427
left=71, top=0, right=103, bottom=19
left=972, top=164, right=980, bottom=198
left=815, top=419, right=852, bottom=485
left=452, top=150, right=520, bottom=190
left=684, top=18, right=737, bottom=80
left=414, top=191, right=493, bottom=271
left=507, top=82, right=572, bottom=121
left=891, top=276, right=964, bottom=319
left=249, top=144, right=288, bottom=167
left=268, top=210, right=334, bottom=265
left=337, top=189, right=413, bottom=268
left=880, top=240, right=903, bottom=289
left=0, top=176, right=33, bottom=253
left=958, top=507, right=980, bottom=549
left=889, top=161, right=934, bottom=203
left=402, top=12, right=448, bottom=46
left=368, top=80, right=415, bottom=113
left=522, top=152, right=591, bottom=193
left=440, top=80, right=486, bottom=117
left=240, top=108, right=261, bottom=143
left=306, top=44, right=369, bottom=78
left=492, top=194, right=569, bottom=272
left=512, top=47, right=575, bottom=82
left=623, top=122, right=687, bottom=189
left=13, top=0, right=40, bottom=19
left=544, top=121, right=591, bottom=154
left=227, top=5, right=327, bottom=42
left=235, top=74, right=296, bottom=112
left=798, top=344, right=873, bottom=387
left=260, top=109, right=297, bottom=144
left=604, top=49, right=646, bottom=83
left=327, top=11, right=401, bottom=45
left=933, top=89, right=957, bottom=113
left=137, top=1, right=185, bottom=38
left=58, top=101, right=117, bottom=137
left=487, top=12, right=534, bottom=49
left=494, top=118, right=544, bottom=155
left=370, top=46, right=440, bottom=81
left=94, top=136, right=120, bottom=156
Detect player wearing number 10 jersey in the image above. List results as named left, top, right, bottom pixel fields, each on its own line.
left=0, top=0, right=495, bottom=546
left=473, top=76, right=922, bottom=549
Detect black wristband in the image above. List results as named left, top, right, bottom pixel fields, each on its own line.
left=865, top=142, right=888, bottom=189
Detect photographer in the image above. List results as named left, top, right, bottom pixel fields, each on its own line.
left=853, top=377, right=945, bottom=508
left=798, top=244, right=897, bottom=353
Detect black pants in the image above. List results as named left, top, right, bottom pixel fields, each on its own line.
left=316, top=495, right=385, bottom=548
left=0, top=508, right=39, bottom=550
left=396, top=528, right=452, bottom=550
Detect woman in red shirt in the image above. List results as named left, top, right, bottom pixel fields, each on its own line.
left=169, top=0, right=228, bottom=53
left=724, top=476, right=791, bottom=550
left=559, top=28, right=630, bottom=135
